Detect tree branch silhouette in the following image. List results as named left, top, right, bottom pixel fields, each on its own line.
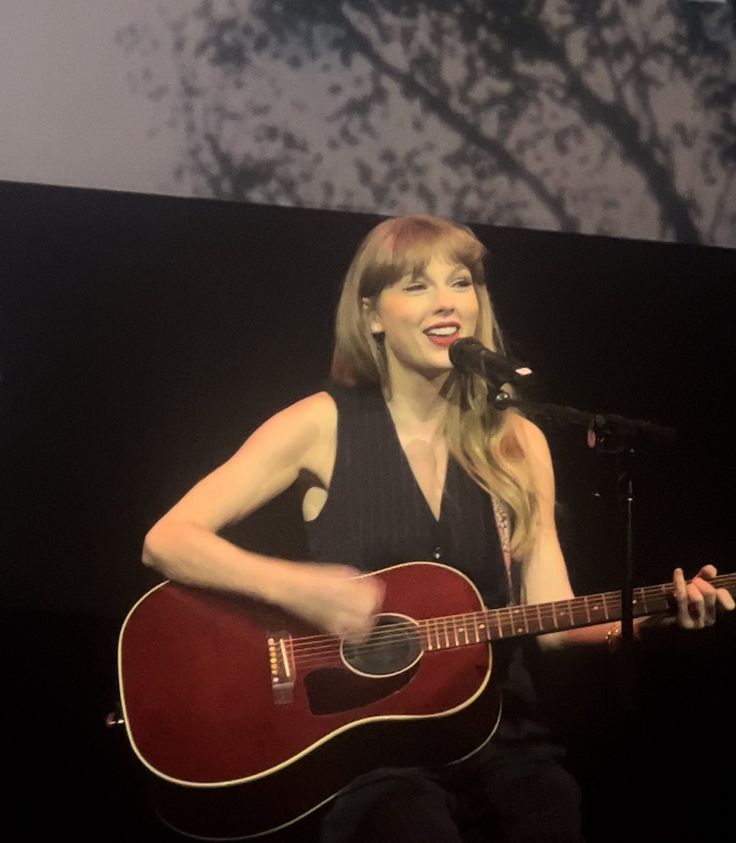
left=117, top=0, right=736, bottom=245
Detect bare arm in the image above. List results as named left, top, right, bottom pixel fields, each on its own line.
left=512, top=416, right=589, bottom=649
left=142, top=392, right=382, bottom=640
left=513, top=418, right=734, bottom=650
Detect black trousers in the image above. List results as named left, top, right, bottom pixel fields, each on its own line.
left=319, top=740, right=584, bottom=843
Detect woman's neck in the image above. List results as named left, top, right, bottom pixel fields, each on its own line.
left=383, top=368, right=450, bottom=437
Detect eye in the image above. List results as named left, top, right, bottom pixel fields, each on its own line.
left=403, top=281, right=427, bottom=292
left=452, top=276, right=473, bottom=288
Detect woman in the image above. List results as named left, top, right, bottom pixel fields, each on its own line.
left=142, top=215, right=733, bottom=841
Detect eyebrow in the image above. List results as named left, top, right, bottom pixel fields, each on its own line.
left=410, top=264, right=470, bottom=281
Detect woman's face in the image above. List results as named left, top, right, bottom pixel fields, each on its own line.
left=368, top=254, right=479, bottom=382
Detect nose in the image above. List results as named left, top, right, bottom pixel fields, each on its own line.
left=432, top=285, right=456, bottom=313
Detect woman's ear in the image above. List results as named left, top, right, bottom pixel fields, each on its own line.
left=362, top=297, right=383, bottom=335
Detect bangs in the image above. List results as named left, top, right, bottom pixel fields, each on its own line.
left=358, top=216, right=487, bottom=298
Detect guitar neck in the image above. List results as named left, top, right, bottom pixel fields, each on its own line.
left=420, top=573, right=736, bottom=650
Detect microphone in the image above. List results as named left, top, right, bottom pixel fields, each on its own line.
left=449, top=337, right=533, bottom=385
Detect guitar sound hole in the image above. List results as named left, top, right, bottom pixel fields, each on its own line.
left=341, top=613, right=422, bottom=677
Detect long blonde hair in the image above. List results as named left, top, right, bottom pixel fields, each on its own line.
left=330, top=215, right=537, bottom=559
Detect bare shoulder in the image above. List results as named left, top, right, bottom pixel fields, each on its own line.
left=249, top=390, right=337, bottom=481
left=268, top=390, right=337, bottom=436
left=297, top=390, right=337, bottom=427
left=159, top=391, right=337, bottom=529
left=502, top=413, right=556, bottom=503
left=506, top=413, right=551, bottom=461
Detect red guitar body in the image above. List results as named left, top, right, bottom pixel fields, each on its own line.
left=118, top=562, right=501, bottom=839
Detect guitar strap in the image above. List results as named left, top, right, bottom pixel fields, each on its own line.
left=490, top=493, right=518, bottom=606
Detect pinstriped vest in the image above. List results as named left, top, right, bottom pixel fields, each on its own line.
left=305, top=385, right=510, bottom=611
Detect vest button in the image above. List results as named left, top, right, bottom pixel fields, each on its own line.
left=431, top=546, right=442, bottom=561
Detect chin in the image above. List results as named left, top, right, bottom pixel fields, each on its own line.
left=418, top=361, right=453, bottom=380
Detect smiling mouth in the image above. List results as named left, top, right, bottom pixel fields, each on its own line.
left=424, top=327, right=458, bottom=338
left=423, top=321, right=460, bottom=337
left=423, top=324, right=460, bottom=347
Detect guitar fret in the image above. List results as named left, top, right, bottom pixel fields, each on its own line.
left=570, top=600, right=582, bottom=628
left=501, top=606, right=515, bottom=638
left=555, top=600, right=570, bottom=629
left=523, top=605, right=539, bottom=634
left=590, top=600, right=606, bottom=623
left=574, top=599, right=589, bottom=628
left=486, top=611, right=499, bottom=640
left=484, top=612, right=494, bottom=640
left=495, top=609, right=506, bottom=639
left=473, top=613, right=479, bottom=643
left=460, top=620, right=469, bottom=645
left=612, top=592, right=622, bottom=618
left=602, top=592, right=611, bottom=621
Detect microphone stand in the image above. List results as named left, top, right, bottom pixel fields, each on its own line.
left=474, top=365, right=677, bottom=824
left=490, top=382, right=676, bottom=711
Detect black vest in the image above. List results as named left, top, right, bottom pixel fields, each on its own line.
left=305, top=385, right=509, bottom=610
left=305, top=385, right=553, bottom=744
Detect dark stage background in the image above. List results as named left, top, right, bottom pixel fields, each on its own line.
left=2, top=180, right=734, bottom=841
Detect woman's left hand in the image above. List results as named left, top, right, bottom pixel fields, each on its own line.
left=672, top=564, right=735, bottom=629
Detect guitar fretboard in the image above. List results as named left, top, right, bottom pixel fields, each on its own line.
left=420, top=573, right=736, bottom=651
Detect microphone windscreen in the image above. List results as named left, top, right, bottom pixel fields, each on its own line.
left=448, top=337, right=482, bottom=368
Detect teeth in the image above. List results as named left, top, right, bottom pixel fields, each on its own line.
left=426, top=326, right=458, bottom=336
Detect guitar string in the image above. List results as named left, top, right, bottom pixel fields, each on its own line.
left=286, top=573, right=736, bottom=649
left=281, top=575, right=736, bottom=664
left=289, top=608, right=616, bottom=666
left=286, top=574, right=736, bottom=653
left=288, top=578, right=736, bottom=662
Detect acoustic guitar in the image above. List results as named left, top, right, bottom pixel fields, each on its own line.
left=117, top=560, right=735, bottom=839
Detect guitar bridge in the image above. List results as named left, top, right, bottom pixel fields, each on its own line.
left=267, top=631, right=295, bottom=704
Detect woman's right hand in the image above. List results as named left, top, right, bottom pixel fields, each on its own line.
left=283, top=563, right=384, bottom=643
